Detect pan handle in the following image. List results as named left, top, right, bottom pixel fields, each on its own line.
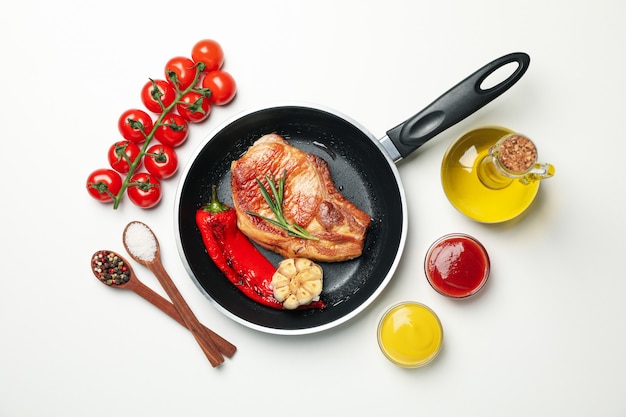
left=385, top=52, right=530, bottom=159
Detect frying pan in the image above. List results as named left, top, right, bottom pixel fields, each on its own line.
left=174, top=52, right=530, bottom=335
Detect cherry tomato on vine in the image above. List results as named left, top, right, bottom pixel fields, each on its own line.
left=118, top=109, right=153, bottom=143
left=107, top=140, right=142, bottom=174
left=86, top=168, right=123, bottom=203
left=191, top=39, right=224, bottom=72
left=201, top=70, right=237, bottom=105
left=153, top=113, right=189, bottom=147
left=141, top=79, right=176, bottom=113
left=144, top=144, right=178, bottom=179
left=127, top=172, right=162, bottom=208
left=164, top=56, right=198, bottom=91
left=176, top=91, right=211, bottom=122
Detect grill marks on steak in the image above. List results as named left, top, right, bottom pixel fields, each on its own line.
left=231, top=134, right=371, bottom=262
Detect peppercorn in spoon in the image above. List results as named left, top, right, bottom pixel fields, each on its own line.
left=90, top=250, right=236, bottom=358
left=122, top=221, right=226, bottom=367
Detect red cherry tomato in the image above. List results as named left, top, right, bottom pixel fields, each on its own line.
left=201, top=70, right=237, bottom=105
left=127, top=172, right=162, bottom=208
left=153, top=113, right=189, bottom=147
left=144, top=144, right=178, bottom=179
left=141, top=79, right=176, bottom=113
left=107, top=140, right=142, bottom=174
left=164, top=56, right=198, bottom=91
left=86, top=168, right=123, bottom=203
left=176, top=91, right=211, bottom=123
left=118, top=109, right=153, bottom=143
left=191, top=39, right=224, bottom=72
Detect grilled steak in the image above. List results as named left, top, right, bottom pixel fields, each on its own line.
left=231, top=134, right=371, bottom=262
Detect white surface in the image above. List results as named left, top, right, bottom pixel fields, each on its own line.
left=1, top=1, right=624, bottom=416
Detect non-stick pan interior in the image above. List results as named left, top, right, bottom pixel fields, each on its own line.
left=175, top=105, right=406, bottom=334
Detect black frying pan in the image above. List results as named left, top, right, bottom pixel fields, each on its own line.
left=174, top=52, right=530, bottom=334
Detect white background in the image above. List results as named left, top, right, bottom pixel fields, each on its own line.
left=2, top=1, right=625, bottom=416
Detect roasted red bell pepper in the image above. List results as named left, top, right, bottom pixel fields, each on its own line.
left=196, top=185, right=325, bottom=310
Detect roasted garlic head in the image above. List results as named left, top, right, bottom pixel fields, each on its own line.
left=271, top=258, right=323, bottom=309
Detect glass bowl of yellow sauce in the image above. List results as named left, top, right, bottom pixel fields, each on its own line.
left=377, top=302, right=443, bottom=368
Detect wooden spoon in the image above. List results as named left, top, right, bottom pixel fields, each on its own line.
left=122, top=221, right=225, bottom=367
left=90, top=250, right=236, bottom=358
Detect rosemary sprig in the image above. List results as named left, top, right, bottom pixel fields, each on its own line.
left=247, top=170, right=318, bottom=240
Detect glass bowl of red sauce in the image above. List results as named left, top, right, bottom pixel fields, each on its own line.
left=424, top=233, right=490, bottom=298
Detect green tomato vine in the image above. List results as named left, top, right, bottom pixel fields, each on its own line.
left=111, top=61, right=208, bottom=209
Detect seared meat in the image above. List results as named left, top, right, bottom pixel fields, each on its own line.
left=231, top=134, right=371, bottom=262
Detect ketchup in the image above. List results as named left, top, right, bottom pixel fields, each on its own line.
left=424, top=234, right=490, bottom=298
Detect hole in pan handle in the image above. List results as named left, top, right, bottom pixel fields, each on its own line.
left=385, top=52, right=530, bottom=159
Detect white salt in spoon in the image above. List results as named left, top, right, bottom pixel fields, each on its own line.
left=123, top=221, right=225, bottom=367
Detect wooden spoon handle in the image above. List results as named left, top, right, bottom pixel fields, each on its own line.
left=147, top=259, right=224, bottom=367
left=127, top=279, right=237, bottom=358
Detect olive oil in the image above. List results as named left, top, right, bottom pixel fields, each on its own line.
left=441, top=126, right=541, bottom=223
